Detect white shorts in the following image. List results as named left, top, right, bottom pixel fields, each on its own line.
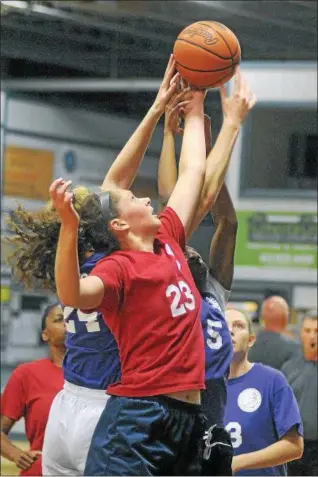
left=42, top=381, right=109, bottom=476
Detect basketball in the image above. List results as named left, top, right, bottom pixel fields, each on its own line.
left=173, top=21, right=241, bottom=88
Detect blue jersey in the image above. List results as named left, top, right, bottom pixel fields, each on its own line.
left=199, top=273, right=233, bottom=427
left=225, top=363, right=303, bottom=476
left=63, top=253, right=121, bottom=390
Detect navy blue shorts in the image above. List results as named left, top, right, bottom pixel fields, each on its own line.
left=201, top=425, right=233, bottom=476
left=84, top=395, right=206, bottom=476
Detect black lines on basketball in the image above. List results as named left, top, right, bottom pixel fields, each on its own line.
left=205, top=71, right=234, bottom=88
left=198, top=22, right=237, bottom=60
left=175, top=60, right=233, bottom=74
left=175, top=38, right=232, bottom=61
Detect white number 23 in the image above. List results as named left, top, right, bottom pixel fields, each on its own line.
left=166, top=280, right=195, bottom=318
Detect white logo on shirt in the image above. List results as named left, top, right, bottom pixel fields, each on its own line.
left=238, top=388, right=262, bottom=413
left=164, top=244, right=181, bottom=271
left=165, top=244, right=174, bottom=256
left=205, top=296, right=221, bottom=313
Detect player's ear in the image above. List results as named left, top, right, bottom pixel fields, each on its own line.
left=42, top=329, right=49, bottom=343
left=109, top=218, right=129, bottom=232
left=248, top=333, right=256, bottom=349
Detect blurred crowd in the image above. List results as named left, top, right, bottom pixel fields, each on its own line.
left=248, top=296, right=317, bottom=476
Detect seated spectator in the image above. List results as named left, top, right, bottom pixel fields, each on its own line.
left=249, top=296, right=299, bottom=370
left=282, top=309, right=317, bottom=477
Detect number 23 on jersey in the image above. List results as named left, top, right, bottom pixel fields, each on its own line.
left=64, top=279, right=196, bottom=332
left=166, top=280, right=196, bottom=318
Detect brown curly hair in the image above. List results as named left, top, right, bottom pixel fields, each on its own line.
left=6, top=186, right=121, bottom=292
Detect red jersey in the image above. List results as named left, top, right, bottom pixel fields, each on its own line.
left=89, top=207, right=205, bottom=397
left=1, top=358, right=64, bottom=476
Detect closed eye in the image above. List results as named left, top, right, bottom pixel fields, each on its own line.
left=55, top=314, right=64, bottom=323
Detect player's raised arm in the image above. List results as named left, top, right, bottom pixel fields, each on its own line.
left=166, top=89, right=206, bottom=235
left=50, top=179, right=105, bottom=309
left=187, top=69, right=256, bottom=237
left=157, top=85, right=191, bottom=211
left=101, top=55, right=178, bottom=191
left=208, top=183, right=238, bottom=290
left=158, top=105, right=212, bottom=212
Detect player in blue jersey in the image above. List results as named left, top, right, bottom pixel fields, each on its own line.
left=157, top=74, right=256, bottom=475
left=7, top=56, right=181, bottom=476
left=224, top=308, right=304, bottom=476
left=41, top=251, right=121, bottom=475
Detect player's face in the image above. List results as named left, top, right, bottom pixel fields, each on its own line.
left=42, top=305, right=66, bottom=346
left=184, top=246, right=208, bottom=288
left=110, top=189, right=161, bottom=236
left=226, top=309, right=255, bottom=356
left=301, top=318, right=317, bottom=361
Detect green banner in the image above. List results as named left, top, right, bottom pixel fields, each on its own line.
left=235, top=211, right=317, bottom=269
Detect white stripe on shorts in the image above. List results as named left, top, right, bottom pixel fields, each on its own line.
left=63, top=380, right=109, bottom=401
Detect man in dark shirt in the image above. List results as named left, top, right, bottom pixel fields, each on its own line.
left=282, top=310, right=317, bottom=477
left=249, top=296, right=300, bottom=370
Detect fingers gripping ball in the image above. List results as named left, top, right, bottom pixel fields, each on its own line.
left=173, top=21, right=241, bottom=88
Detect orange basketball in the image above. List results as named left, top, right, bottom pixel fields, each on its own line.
left=173, top=21, right=241, bottom=88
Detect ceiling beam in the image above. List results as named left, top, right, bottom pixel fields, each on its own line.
left=195, top=0, right=315, bottom=33
left=2, top=77, right=223, bottom=93
left=2, top=78, right=163, bottom=92
left=1, top=20, right=169, bottom=60
left=1, top=37, right=111, bottom=75
left=0, top=1, right=176, bottom=44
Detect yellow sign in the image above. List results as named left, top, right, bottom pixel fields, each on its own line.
left=3, top=146, right=54, bottom=201
left=0, top=286, right=10, bottom=303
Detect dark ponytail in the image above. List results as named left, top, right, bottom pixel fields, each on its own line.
left=6, top=187, right=121, bottom=292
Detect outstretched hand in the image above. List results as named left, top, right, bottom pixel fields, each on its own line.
left=154, top=54, right=180, bottom=115
left=220, top=67, right=257, bottom=128
left=164, top=78, right=194, bottom=134
left=179, top=77, right=207, bottom=117
left=49, top=178, right=79, bottom=227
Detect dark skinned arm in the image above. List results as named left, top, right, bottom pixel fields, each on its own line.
left=209, top=183, right=238, bottom=290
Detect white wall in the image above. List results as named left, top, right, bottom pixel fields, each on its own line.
left=6, top=97, right=165, bottom=155
left=1, top=91, right=7, bottom=178
left=293, top=285, right=317, bottom=309
left=2, top=96, right=163, bottom=213
left=227, top=62, right=317, bottom=212
left=223, top=63, right=317, bottom=285
left=1, top=91, right=6, bottom=125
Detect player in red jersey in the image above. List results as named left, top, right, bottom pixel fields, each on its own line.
left=1, top=303, right=65, bottom=476
left=51, top=77, right=207, bottom=475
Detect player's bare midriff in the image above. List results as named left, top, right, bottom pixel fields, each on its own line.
left=165, top=389, right=201, bottom=404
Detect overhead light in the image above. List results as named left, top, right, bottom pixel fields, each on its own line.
left=1, top=1, right=28, bottom=9
left=188, top=0, right=221, bottom=5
